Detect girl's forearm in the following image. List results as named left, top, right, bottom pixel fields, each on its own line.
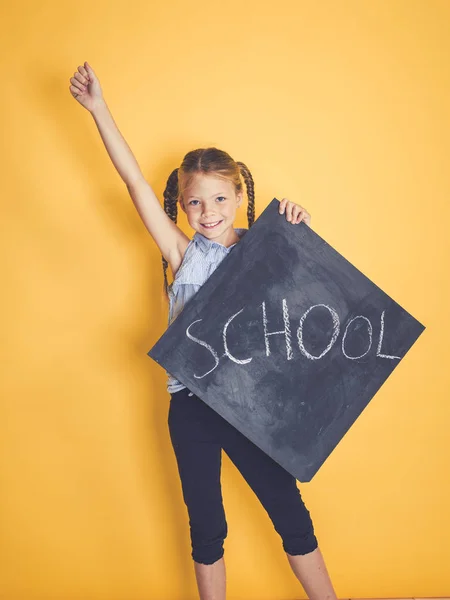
left=90, top=101, right=144, bottom=187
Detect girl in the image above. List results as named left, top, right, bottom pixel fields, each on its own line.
left=69, top=61, right=338, bottom=600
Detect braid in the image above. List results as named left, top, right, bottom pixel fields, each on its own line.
left=161, top=167, right=179, bottom=298
left=236, top=161, right=255, bottom=227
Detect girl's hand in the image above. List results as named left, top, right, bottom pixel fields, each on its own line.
left=69, top=61, right=104, bottom=113
left=279, top=198, right=311, bottom=226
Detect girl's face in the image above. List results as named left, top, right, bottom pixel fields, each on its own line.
left=180, top=173, right=243, bottom=243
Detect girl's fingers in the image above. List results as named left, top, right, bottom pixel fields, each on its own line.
left=285, top=202, right=295, bottom=222
left=70, top=84, right=82, bottom=96
left=70, top=76, right=85, bottom=92
left=79, top=65, right=90, bottom=81
left=301, top=210, right=311, bottom=226
left=84, top=62, right=95, bottom=82
left=297, top=210, right=306, bottom=224
left=295, top=208, right=304, bottom=222
left=279, top=199, right=311, bottom=225
left=74, top=72, right=88, bottom=86
left=293, top=207, right=309, bottom=224
left=279, top=197, right=289, bottom=214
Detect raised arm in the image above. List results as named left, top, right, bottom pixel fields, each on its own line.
left=69, top=61, right=189, bottom=273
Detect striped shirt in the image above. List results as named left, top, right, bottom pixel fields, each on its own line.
left=166, top=227, right=248, bottom=393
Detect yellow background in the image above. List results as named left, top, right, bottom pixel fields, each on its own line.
left=1, top=1, right=448, bottom=598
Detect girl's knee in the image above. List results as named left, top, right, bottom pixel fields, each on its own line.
left=190, top=519, right=228, bottom=565
left=193, top=547, right=225, bottom=565
left=268, top=496, right=318, bottom=555
left=282, top=528, right=318, bottom=555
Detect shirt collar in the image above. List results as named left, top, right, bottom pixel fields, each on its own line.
left=193, top=227, right=248, bottom=254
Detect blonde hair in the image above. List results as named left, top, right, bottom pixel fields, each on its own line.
left=162, top=147, right=256, bottom=298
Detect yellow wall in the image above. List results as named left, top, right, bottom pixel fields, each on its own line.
left=1, top=1, right=448, bottom=598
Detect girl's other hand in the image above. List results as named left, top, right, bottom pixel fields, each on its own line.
left=279, top=198, right=311, bottom=226
left=69, top=61, right=104, bottom=113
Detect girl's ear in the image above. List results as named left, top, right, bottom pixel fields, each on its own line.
left=236, top=191, right=243, bottom=207
left=179, top=197, right=186, bottom=213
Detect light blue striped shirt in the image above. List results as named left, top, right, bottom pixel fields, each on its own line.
left=166, top=227, right=248, bottom=394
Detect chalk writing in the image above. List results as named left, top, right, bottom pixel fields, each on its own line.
left=187, top=300, right=402, bottom=379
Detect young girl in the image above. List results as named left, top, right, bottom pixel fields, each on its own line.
left=69, top=61, right=338, bottom=600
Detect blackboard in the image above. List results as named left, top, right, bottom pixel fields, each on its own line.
left=148, top=198, right=426, bottom=481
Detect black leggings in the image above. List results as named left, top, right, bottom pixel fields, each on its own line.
left=168, top=387, right=318, bottom=565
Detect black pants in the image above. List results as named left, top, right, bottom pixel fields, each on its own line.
left=168, top=387, right=318, bottom=565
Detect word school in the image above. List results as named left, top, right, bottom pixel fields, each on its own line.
left=185, top=300, right=402, bottom=379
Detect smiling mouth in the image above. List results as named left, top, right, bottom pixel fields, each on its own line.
left=200, top=220, right=223, bottom=229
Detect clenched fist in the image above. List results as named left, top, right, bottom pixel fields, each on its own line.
left=69, top=61, right=104, bottom=113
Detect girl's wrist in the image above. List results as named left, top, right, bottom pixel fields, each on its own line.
left=90, top=98, right=108, bottom=117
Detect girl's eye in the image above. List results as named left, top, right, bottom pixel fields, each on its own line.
left=188, top=196, right=226, bottom=206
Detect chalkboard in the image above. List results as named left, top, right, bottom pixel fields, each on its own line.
left=148, top=198, right=426, bottom=481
